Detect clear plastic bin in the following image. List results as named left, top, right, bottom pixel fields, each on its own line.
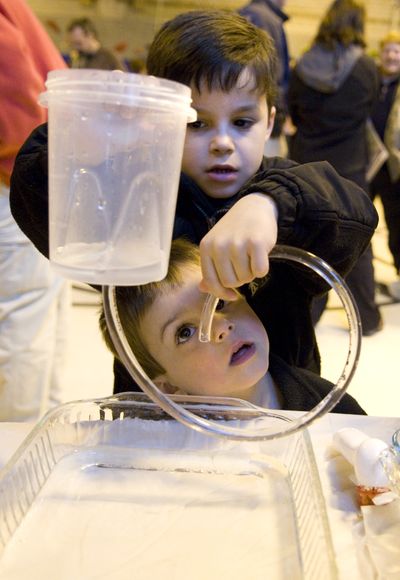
left=40, top=69, right=196, bottom=285
left=0, top=394, right=337, bottom=579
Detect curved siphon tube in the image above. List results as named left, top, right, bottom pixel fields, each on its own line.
left=199, top=292, right=219, bottom=343
left=102, top=245, right=362, bottom=441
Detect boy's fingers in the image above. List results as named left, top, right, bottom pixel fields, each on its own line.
left=198, top=279, right=238, bottom=301
left=227, top=246, right=253, bottom=283
left=200, top=253, right=240, bottom=299
left=215, top=258, right=247, bottom=288
left=214, top=244, right=268, bottom=285
left=249, top=246, right=270, bottom=278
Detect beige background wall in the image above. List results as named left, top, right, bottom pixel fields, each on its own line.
left=26, top=0, right=400, bottom=62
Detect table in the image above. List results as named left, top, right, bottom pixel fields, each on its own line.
left=0, top=413, right=398, bottom=578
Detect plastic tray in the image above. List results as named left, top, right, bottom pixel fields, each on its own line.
left=0, top=393, right=337, bottom=579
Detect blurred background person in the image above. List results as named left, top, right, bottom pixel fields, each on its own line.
left=288, top=0, right=382, bottom=336
left=370, top=31, right=400, bottom=301
left=0, top=0, right=70, bottom=421
left=126, top=56, right=147, bottom=74
left=238, top=0, right=290, bottom=156
left=67, top=17, right=124, bottom=70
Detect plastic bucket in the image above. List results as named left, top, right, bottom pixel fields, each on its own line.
left=40, top=69, right=196, bottom=285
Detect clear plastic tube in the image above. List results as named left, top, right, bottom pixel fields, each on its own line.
left=102, top=245, right=362, bottom=441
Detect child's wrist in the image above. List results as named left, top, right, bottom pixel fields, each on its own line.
left=245, top=192, right=279, bottom=221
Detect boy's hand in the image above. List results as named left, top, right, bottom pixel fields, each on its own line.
left=199, top=194, right=278, bottom=300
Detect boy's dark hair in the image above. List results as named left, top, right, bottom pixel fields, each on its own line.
left=315, top=0, right=366, bottom=49
left=147, top=10, right=278, bottom=110
left=67, top=17, right=98, bottom=38
left=99, top=239, right=201, bottom=379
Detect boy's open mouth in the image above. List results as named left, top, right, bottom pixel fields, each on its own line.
left=207, top=165, right=237, bottom=175
left=210, top=167, right=235, bottom=173
left=206, top=166, right=238, bottom=184
left=230, top=342, right=255, bottom=366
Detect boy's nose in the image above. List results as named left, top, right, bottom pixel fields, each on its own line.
left=212, top=316, right=234, bottom=342
left=210, top=132, right=234, bottom=154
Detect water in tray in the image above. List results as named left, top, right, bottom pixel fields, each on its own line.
left=0, top=446, right=302, bottom=580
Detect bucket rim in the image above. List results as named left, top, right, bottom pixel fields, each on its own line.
left=45, top=69, right=192, bottom=98
left=38, top=91, right=196, bottom=120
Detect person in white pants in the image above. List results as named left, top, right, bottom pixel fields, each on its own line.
left=0, top=189, right=70, bottom=421
left=0, top=0, right=70, bottom=421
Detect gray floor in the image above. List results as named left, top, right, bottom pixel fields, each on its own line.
left=60, top=201, right=400, bottom=417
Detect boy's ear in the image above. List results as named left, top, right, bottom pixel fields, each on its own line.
left=265, top=106, right=276, bottom=141
left=153, top=375, right=179, bottom=395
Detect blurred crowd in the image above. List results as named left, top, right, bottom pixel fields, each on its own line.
left=1, top=0, right=400, bottom=422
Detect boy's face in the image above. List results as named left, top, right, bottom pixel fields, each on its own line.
left=140, top=264, right=270, bottom=400
left=181, top=73, right=275, bottom=199
left=380, top=42, right=400, bottom=76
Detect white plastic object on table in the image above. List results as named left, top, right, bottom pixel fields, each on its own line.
left=333, top=427, right=390, bottom=487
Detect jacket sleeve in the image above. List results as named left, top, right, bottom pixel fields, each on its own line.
left=240, top=158, right=378, bottom=279
left=9, top=123, right=50, bottom=257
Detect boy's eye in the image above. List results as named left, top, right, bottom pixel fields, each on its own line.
left=176, top=324, right=196, bottom=344
left=187, top=120, right=206, bottom=130
left=233, top=118, right=254, bottom=129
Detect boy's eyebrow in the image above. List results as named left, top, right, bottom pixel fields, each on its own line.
left=160, top=312, right=179, bottom=343
left=195, top=103, right=260, bottom=115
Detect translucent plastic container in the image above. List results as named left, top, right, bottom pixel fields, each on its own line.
left=0, top=394, right=337, bottom=579
left=40, top=70, right=196, bottom=285
left=380, top=428, right=400, bottom=496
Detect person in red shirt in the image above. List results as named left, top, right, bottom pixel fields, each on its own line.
left=0, top=0, right=70, bottom=421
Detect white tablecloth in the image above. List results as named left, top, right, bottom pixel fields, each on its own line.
left=308, top=414, right=399, bottom=578
left=0, top=413, right=399, bottom=578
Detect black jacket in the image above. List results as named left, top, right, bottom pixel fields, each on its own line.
left=238, top=0, right=290, bottom=136
left=288, top=46, right=379, bottom=181
left=269, top=353, right=365, bottom=414
left=10, top=123, right=377, bottom=409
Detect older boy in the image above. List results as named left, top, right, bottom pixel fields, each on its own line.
left=10, top=11, right=378, bottom=393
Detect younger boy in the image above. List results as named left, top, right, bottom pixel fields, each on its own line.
left=10, top=11, right=378, bottom=392
left=100, top=238, right=365, bottom=414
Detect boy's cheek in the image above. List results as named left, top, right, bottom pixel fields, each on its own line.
left=181, top=147, right=197, bottom=175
